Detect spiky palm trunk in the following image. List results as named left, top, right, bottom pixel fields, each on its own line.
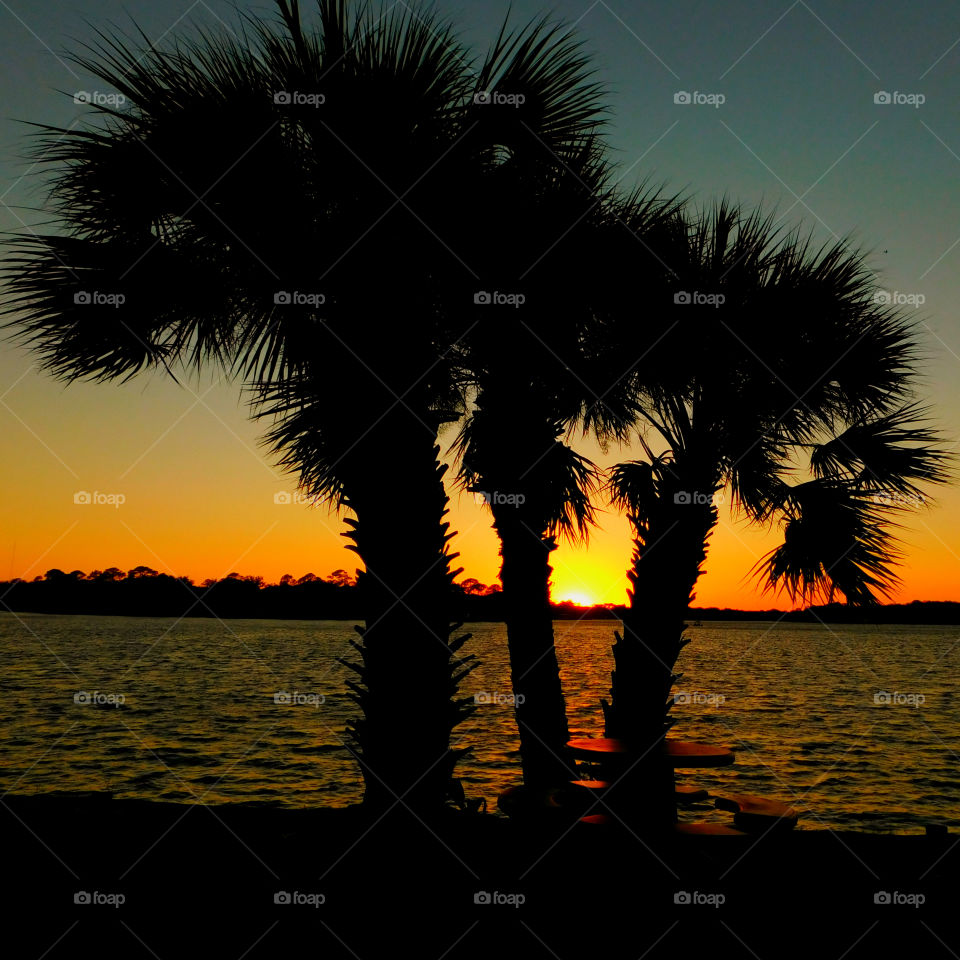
left=603, top=472, right=719, bottom=828
left=464, top=389, right=580, bottom=789
left=492, top=507, right=577, bottom=787
left=339, top=411, right=475, bottom=815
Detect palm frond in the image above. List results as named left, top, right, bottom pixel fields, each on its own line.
left=753, top=479, right=902, bottom=605
left=471, top=14, right=607, bottom=154
left=541, top=441, right=599, bottom=542
left=608, top=455, right=669, bottom=529
left=808, top=403, right=951, bottom=496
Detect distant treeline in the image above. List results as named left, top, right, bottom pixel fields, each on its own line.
left=689, top=602, right=960, bottom=625
left=2, top=568, right=958, bottom=623
left=0, top=566, right=617, bottom=621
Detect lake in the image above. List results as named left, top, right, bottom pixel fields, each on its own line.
left=0, top=613, right=956, bottom=833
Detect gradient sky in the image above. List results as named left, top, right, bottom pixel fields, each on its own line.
left=1, top=0, right=959, bottom=607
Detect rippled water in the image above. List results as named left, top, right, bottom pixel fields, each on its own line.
left=1, top=613, right=957, bottom=833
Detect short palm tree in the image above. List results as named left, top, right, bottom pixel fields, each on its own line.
left=604, top=201, right=950, bottom=827
left=448, top=26, right=685, bottom=787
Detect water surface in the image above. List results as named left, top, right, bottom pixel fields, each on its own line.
left=1, top=613, right=956, bottom=833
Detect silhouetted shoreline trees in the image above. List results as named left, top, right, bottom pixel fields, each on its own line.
left=2, top=567, right=959, bottom=623
left=0, top=567, right=490, bottom=620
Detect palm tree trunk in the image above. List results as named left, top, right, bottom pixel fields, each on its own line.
left=339, top=411, right=474, bottom=815
left=603, top=481, right=718, bottom=829
left=493, top=507, right=578, bottom=787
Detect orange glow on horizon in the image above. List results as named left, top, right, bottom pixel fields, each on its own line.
left=1, top=360, right=958, bottom=613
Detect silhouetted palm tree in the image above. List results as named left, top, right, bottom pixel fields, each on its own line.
left=442, top=21, right=687, bottom=787
left=604, top=201, right=950, bottom=827
left=0, top=0, right=536, bottom=814
left=454, top=178, right=683, bottom=789
left=251, top=7, right=654, bottom=800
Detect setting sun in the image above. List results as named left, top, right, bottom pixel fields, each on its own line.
left=558, top=592, right=595, bottom=607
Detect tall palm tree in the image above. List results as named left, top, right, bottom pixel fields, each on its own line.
left=604, top=201, right=950, bottom=828
left=0, top=0, right=503, bottom=814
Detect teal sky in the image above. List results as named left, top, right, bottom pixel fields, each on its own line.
left=1, top=0, right=959, bottom=604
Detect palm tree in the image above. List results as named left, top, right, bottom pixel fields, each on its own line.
left=604, top=201, right=950, bottom=828
left=446, top=19, right=686, bottom=788
left=458, top=180, right=688, bottom=787
left=0, top=0, right=504, bottom=814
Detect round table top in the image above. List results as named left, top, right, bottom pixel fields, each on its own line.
left=567, top=738, right=735, bottom=767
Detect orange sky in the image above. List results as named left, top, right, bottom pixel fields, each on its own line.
left=2, top=353, right=958, bottom=609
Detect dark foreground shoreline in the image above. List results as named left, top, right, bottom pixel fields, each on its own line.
left=5, top=792, right=958, bottom=957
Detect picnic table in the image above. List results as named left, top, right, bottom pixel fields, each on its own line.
left=559, top=737, right=796, bottom=833
left=566, top=737, right=735, bottom=767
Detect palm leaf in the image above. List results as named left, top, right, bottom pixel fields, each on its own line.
left=809, top=403, right=951, bottom=496
left=753, top=478, right=902, bottom=605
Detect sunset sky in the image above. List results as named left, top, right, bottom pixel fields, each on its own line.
left=1, top=0, right=959, bottom=608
